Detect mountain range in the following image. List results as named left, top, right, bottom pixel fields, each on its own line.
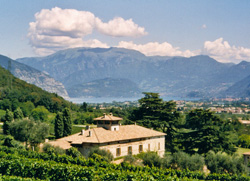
left=0, top=55, right=69, bottom=99
left=13, top=47, right=250, bottom=99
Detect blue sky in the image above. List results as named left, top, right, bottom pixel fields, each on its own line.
left=1, top=0, right=250, bottom=63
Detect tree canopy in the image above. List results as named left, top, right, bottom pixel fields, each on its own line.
left=130, top=92, right=182, bottom=152
left=182, top=109, right=236, bottom=154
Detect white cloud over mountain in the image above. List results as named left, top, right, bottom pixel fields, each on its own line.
left=28, top=7, right=146, bottom=55
left=28, top=7, right=250, bottom=63
left=117, top=41, right=197, bottom=57
left=203, top=38, right=250, bottom=63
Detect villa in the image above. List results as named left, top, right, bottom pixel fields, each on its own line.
left=49, top=113, right=166, bottom=158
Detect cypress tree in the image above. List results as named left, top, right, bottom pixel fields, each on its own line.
left=54, top=112, right=63, bottom=138
left=63, top=108, right=72, bottom=137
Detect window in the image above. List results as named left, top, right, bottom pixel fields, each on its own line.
left=148, top=144, right=150, bottom=151
left=105, top=121, right=110, bottom=124
left=128, top=146, right=132, bottom=154
left=158, top=142, right=160, bottom=150
left=112, top=121, right=118, bottom=125
left=139, top=145, right=143, bottom=153
left=116, top=148, right=121, bottom=156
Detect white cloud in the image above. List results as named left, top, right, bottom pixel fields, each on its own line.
left=117, top=41, right=197, bottom=57
left=96, top=17, right=147, bottom=37
left=201, top=24, right=207, bottom=29
left=28, top=7, right=146, bottom=55
left=203, top=38, right=250, bottom=63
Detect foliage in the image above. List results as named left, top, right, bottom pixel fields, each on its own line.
left=62, top=108, right=72, bottom=137
left=19, top=101, right=35, bottom=117
left=66, top=147, right=82, bottom=158
left=80, top=102, right=88, bottom=112
left=88, top=147, right=114, bottom=162
left=0, top=66, right=71, bottom=114
left=2, top=135, right=24, bottom=149
left=123, top=154, right=138, bottom=165
left=239, top=134, right=250, bottom=148
left=141, top=151, right=162, bottom=167
left=9, top=119, right=49, bottom=148
left=205, top=151, right=247, bottom=175
left=54, top=112, right=63, bottom=139
left=31, top=106, right=49, bottom=122
left=2, top=109, right=13, bottom=135
left=182, top=109, right=236, bottom=154
left=42, top=143, right=66, bottom=155
left=13, top=107, right=24, bottom=120
left=170, top=152, right=205, bottom=171
left=130, top=92, right=182, bottom=152
left=161, top=152, right=205, bottom=171
left=0, top=145, right=249, bottom=180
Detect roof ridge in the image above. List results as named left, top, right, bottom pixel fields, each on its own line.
left=92, top=128, right=100, bottom=143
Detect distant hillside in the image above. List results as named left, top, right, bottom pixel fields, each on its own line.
left=222, top=74, right=250, bottom=98
left=16, top=47, right=250, bottom=98
left=0, top=55, right=69, bottom=98
left=0, top=65, right=70, bottom=112
left=67, top=78, right=142, bottom=98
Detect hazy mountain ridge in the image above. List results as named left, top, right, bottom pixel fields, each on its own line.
left=16, top=47, right=250, bottom=98
left=67, top=78, right=142, bottom=98
left=0, top=55, right=69, bottom=98
left=222, top=74, right=250, bottom=98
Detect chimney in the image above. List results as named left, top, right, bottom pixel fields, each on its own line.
left=81, top=129, right=85, bottom=135
left=89, top=130, right=92, bottom=137
left=86, top=125, right=90, bottom=130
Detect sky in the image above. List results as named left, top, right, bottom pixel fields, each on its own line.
left=1, top=0, right=250, bottom=63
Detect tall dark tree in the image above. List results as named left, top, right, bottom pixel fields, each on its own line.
left=80, top=102, right=88, bottom=112
left=3, top=109, right=13, bottom=135
left=159, top=101, right=181, bottom=152
left=130, top=92, right=163, bottom=128
left=182, top=109, right=236, bottom=155
left=63, top=108, right=72, bottom=137
left=130, top=92, right=182, bottom=152
left=54, top=112, right=64, bottom=138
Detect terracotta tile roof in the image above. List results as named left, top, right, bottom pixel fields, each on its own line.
left=49, top=125, right=166, bottom=148
left=49, top=139, right=72, bottom=149
left=94, top=113, right=123, bottom=121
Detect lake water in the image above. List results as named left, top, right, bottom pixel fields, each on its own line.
left=67, top=96, right=199, bottom=104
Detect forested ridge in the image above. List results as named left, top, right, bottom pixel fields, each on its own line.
left=0, top=65, right=72, bottom=113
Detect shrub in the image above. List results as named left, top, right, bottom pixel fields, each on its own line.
left=42, top=143, right=65, bottom=155
left=163, top=151, right=204, bottom=171
left=238, top=134, right=250, bottom=148
left=66, top=147, right=82, bottom=158
left=88, top=147, right=114, bottom=162
left=123, top=154, right=137, bottom=165
left=205, top=151, right=247, bottom=175
left=2, top=135, right=24, bottom=149
left=141, top=151, right=162, bottom=167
